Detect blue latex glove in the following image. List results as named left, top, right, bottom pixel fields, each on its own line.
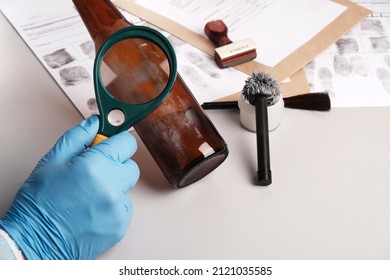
left=0, top=115, right=139, bottom=259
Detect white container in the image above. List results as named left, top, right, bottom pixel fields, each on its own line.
left=237, top=94, right=284, bottom=132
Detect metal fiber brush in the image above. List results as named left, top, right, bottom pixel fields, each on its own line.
left=242, top=72, right=281, bottom=186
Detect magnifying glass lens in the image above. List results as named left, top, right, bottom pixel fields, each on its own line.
left=100, top=38, right=170, bottom=104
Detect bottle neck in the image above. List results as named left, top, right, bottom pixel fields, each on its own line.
left=73, top=0, right=131, bottom=49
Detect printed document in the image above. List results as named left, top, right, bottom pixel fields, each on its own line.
left=305, top=0, right=390, bottom=107
left=0, top=0, right=247, bottom=117
left=135, top=0, right=347, bottom=67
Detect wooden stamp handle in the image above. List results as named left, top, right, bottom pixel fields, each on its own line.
left=204, top=19, right=233, bottom=47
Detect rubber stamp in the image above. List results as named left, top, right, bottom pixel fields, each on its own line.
left=204, top=19, right=257, bottom=68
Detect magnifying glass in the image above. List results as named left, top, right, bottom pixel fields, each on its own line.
left=91, top=26, right=177, bottom=145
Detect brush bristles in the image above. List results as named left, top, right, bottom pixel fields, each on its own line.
left=283, top=92, right=331, bottom=111
left=242, top=72, right=281, bottom=106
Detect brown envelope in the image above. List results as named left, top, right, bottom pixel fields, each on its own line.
left=114, top=0, right=370, bottom=100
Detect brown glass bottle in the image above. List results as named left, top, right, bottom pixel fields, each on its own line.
left=73, top=0, right=228, bottom=188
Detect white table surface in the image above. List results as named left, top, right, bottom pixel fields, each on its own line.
left=1, top=11, right=390, bottom=260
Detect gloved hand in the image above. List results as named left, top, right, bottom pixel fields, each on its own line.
left=0, top=115, right=139, bottom=259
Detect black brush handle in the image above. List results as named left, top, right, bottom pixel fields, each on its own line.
left=201, top=92, right=331, bottom=111
left=255, top=97, right=272, bottom=186
left=201, top=101, right=238, bottom=110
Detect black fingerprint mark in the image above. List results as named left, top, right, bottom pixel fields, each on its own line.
left=335, top=38, right=359, bottom=54
left=376, top=68, right=390, bottom=94
left=361, top=19, right=385, bottom=34
left=333, top=54, right=352, bottom=77
left=317, top=67, right=334, bottom=96
left=182, top=65, right=207, bottom=89
left=80, top=41, right=94, bottom=59
left=59, top=66, right=90, bottom=87
left=87, top=98, right=98, bottom=111
left=350, top=55, right=368, bottom=77
left=43, top=49, right=76, bottom=69
left=184, top=50, right=221, bottom=79
left=369, top=37, right=390, bottom=51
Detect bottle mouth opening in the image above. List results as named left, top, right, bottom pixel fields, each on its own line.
left=175, top=147, right=229, bottom=188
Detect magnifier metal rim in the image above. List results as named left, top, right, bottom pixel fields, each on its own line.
left=93, top=25, right=177, bottom=137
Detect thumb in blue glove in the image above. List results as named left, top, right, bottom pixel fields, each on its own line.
left=0, top=115, right=140, bottom=259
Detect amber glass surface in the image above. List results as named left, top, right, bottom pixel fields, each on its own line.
left=100, top=38, right=170, bottom=104
left=73, top=0, right=229, bottom=187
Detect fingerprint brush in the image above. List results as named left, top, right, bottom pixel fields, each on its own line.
left=242, top=72, right=282, bottom=186
left=201, top=92, right=331, bottom=111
